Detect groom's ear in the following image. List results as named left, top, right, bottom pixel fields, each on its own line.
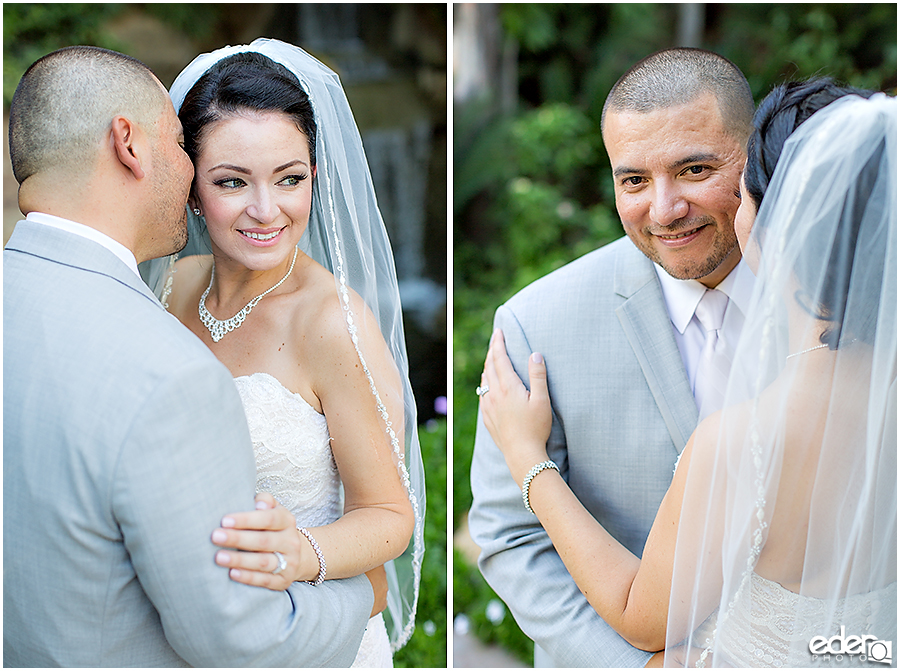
left=110, top=115, right=146, bottom=181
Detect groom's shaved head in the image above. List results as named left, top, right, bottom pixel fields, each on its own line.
left=9, top=46, right=168, bottom=184
left=602, top=48, right=754, bottom=147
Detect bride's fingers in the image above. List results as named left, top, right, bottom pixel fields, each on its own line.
left=211, top=526, right=301, bottom=557
left=221, top=555, right=292, bottom=592
left=527, top=352, right=549, bottom=406
left=220, top=504, right=295, bottom=532
left=490, top=330, right=519, bottom=388
left=254, top=491, right=277, bottom=509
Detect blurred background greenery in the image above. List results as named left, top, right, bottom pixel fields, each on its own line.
left=4, top=3, right=447, bottom=667
left=452, top=3, right=896, bottom=665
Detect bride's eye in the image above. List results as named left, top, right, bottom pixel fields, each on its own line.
left=214, top=177, right=245, bottom=189
left=279, top=174, right=308, bottom=187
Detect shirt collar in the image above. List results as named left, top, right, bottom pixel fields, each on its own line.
left=25, top=212, right=142, bottom=279
left=653, top=258, right=755, bottom=334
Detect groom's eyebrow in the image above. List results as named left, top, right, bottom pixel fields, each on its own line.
left=613, top=153, right=722, bottom=178
left=667, top=153, right=720, bottom=170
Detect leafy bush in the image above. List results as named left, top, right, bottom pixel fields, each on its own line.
left=394, top=418, right=447, bottom=668
left=3, top=3, right=127, bottom=107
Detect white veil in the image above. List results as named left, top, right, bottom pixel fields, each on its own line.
left=144, top=38, right=425, bottom=651
left=664, top=94, right=896, bottom=666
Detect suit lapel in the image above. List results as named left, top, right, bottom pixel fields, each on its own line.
left=613, top=244, right=698, bottom=452
left=6, top=220, right=165, bottom=310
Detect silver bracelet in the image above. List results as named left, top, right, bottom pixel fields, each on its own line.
left=522, top=460, right=559, bottom=514
left=297, top=526, right=327, bottom=586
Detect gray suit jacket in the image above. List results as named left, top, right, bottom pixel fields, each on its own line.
left=3, top=220, right=372, bottom=667
left=469, top=236, right=699, bottom=667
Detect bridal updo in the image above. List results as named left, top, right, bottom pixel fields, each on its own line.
left=745, top=78, right=886, bottom=349
left=178, top=51, right=317, bottom=170
left=744, top=78, right=875, bottom=211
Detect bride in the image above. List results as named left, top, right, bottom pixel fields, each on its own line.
left=480, top=85, right=896, bottom=666
left=144, top=39, right=425, bottom=665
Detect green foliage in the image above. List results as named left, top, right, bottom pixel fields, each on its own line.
left=711, top=4, right=897, bottom=98
left=453, top=549, right=533, bottom=664
left=141, top=3, right=221, bottom=42
left=394, top=419, right=447, bottom=668
left=3, top=3, right=128, bottom=107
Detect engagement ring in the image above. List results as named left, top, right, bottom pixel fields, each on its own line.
left=272, top=551, right=287, bottom=575
left=476, top=385, right=490, bottom=396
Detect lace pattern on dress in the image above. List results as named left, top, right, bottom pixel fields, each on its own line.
left=233, top=372, right=393, bottom=665
left=697, top=573, right=896, bottom=668
left=234, top=372, right=342, bottom=526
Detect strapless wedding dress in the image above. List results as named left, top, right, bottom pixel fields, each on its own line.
left=234, top=372, right=393, bottom=668
left=692, top=572, right=896, bottom=667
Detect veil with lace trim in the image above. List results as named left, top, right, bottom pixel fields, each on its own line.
left=663, top=94, right=896, bottom=667
left=143, top=38, right=425, bottom=651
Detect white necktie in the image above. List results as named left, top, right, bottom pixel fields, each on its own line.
left=694, top=289, right=732, bottom=419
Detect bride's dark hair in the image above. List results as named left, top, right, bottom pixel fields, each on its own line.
left=745, top=78, right=885, bottom=349
left=178, top=51, right=317, bottom=169
left=744, top=77, right=874, bottom=211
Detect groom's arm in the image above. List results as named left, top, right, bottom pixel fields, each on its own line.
left=115, top=357, right=371, bottom=667
left=469, top=304, right=653, bottom=667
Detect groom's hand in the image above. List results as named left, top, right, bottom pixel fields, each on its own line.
left=365, top=565, right=388, bottom=616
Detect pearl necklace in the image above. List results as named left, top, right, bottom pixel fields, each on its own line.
left=199, top=247, right=298, bottom=343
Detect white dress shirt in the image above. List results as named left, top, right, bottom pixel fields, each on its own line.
left=654, top=259, right=755, bottom=405
left=25, top=212, right=141, bottom=280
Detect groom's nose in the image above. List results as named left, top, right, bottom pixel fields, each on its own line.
left=649, top=181, right=689, bottom=227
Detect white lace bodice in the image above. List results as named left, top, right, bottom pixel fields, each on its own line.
left=693, top=572, right=897, bottom=667
left=235, top=372, right=342, bottom=526
left=233, top=372, right=392, bottom=668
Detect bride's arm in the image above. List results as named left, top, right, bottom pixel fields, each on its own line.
left=212, top=290, right=415, bottom=588
left=481, top=329, right=694, bottom=652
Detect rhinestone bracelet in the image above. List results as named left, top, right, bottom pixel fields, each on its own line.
left=297, top=526, right=327, bottom=586
left=522, top=460, right=559, bottom=514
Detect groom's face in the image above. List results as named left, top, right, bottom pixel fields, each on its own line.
left=604, top=92, right=744, bottom=288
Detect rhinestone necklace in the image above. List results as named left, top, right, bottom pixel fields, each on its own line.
left=786, top=338, right=857, bottom=361
left=199, top=247, right=298, bottom=343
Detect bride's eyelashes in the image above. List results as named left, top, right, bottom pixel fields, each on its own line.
left=211, top=174, right=308, bottom=190
left=213, top=177, right=247, bottom=189
left=278, top=174, right=309, bottom=186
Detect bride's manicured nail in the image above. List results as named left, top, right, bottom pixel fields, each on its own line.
left=230, top=569, right=242, bottom=579
left=215, top=551, right=230, bottom=565
left=256, top=501, right=268, bottom=510
left=221, top=516, right=235, bottom=528
left=212, top=530, right=227, bottom=543
left=532, top=352, right=543, bottom=364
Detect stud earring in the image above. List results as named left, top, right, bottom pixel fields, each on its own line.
left=192, top=208, right=201, bottom=216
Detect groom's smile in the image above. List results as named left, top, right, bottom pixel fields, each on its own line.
left=603, top=92, right=745, bottom=288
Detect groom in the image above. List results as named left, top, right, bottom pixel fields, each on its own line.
left=469, top=48, right=755, bottom=667
left=4, top=46, right=378, bottom=667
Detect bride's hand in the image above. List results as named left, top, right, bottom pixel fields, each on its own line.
left=211, top=492, right=314, bottom=590
left=480, top=329, right=553, bottom=484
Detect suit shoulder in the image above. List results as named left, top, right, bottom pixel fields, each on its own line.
left=503, top=236, right=638, bottom=311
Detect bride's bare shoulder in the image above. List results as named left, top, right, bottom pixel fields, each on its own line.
left=167, top=254, right=212, bottom=318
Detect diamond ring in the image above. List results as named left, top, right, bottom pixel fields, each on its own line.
left=272, top=551, right=287, bottom=575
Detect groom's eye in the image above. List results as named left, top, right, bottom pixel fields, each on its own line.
left=681, top=165, right=708, bottom=177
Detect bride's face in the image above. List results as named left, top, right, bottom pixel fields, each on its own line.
left=193, top=111, right=313, bottom=271
left=734, top=171, right=760, bottom=272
